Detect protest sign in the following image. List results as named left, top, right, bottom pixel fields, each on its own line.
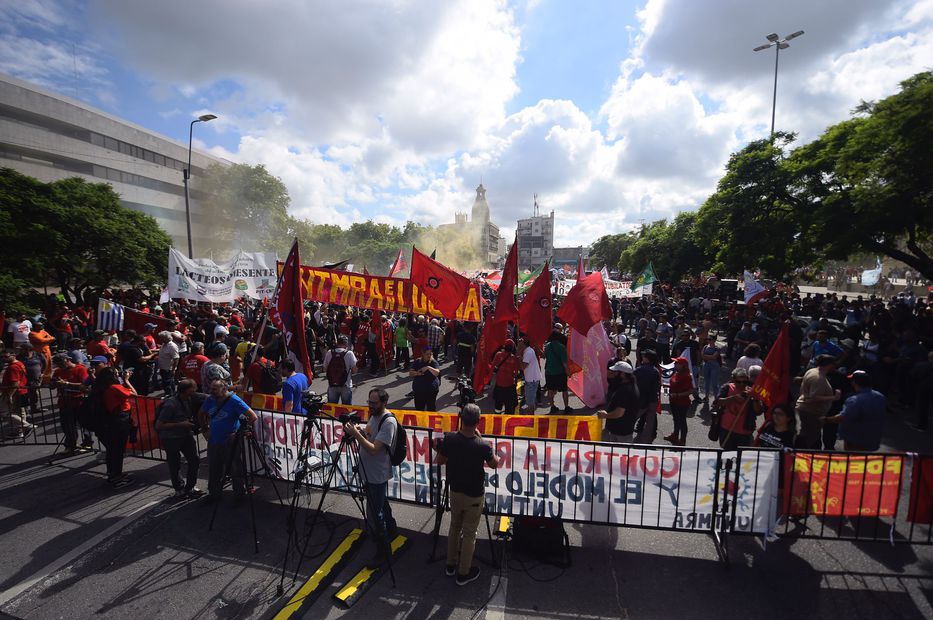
left=784, top=453, right=903, bottom=517
left=167, top=248, right=277, bottom=302
left=292, top=264, right=482, bottom=321
left=555, top=279, right=639, bottom=298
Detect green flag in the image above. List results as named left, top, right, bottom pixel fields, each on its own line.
left=516, top=262, right=546, bottom=294
left=430, top=249, right=436, bottom=260
left=634, top=262, right=658, bottom=288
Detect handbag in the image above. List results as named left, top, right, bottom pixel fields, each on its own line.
left=707, top=413, right=720, bottom=442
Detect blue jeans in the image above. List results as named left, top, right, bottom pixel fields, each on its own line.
left=702, top=362, right=720, bottom=398
left=327, top=386, right=353, bottom=404
left=524, top=380, right=539, bottom=409
left=365, top=481, right=397, bottom=542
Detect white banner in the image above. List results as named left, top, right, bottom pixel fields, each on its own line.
left=167, top=248, right=278, bottom=302
left=555, top=279, right=640, bottom=298
left=251, top=410, right=779, bottom=534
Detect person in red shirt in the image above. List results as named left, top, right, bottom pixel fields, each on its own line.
left=491, top=339, right=522, bottom=414
left=181, top=342, right=209, bottom=390
left=51, top=353, right=89, bottom=453
left=87, top=331, right=114, bottom=362
left=92, top=366, right=137, bottom=486
left=664, top=357, right=694, bottom=446
left=241, top=346, right=277, bottom=394
left=0, top=350, right=32, bottom=437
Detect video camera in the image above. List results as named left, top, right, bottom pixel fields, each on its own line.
left=338, top=412, right=362, bottom=425
left=448, top=375, right=476, bottom=409
left=300, top=389, right=326, bottom=415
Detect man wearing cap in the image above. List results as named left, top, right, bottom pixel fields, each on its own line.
left=633, top=350, right=662, bottom=443
left=51, top=353, right=89, bottom=454
left=435, top=403, right=500, bottom=586
left=323, top=335, right=357, bottom=404
left=596, top=360, right=639, bottom=442
left=823, top=371, right=886, bottom=451
left=156, top=331, right=180, bottom=396
left=141, top=323, right=158, bottom=351
left=410, top=346, right=441, bottom=411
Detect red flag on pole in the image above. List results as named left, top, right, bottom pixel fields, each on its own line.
left=388, top=248, right=407, bottom=277
left=472, top=318, right=507, bottom=394
left=409, top=247, right=472, bottom=317
left=518, top=260, right=552, bottom=350
left=493, top=238, right=519, bottom=323
left=751, top=321, right=791, bottom=410
left=577, top=254, right=585, bottom=279
left=269, top=239, right=313, bottom=378
left=556, top=271, right=611, bottom=335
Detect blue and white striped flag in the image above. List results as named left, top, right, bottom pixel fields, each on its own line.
left=97, top=299, right=125, bottom=332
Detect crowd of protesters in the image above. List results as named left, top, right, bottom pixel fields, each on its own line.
left=1, top=271, right=931, bottom=498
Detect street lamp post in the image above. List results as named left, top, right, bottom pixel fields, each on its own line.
left=183, top=113, right=217, bottom=258
left=754, top=30, right=804, bottom=138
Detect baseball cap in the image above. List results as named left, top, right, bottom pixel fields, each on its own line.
left=609, top=361, right=634, bottom=374
left=848, top=369, right=869, bottom=381
left=91, top=355, right=110, bottom=365
left=673, top=356, right=690, bottom=365
left=208, top=342, right=228, bottom=357
left=144, top=322, right=157, bottom=329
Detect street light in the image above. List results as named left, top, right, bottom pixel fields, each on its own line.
left=753, top=30, right=804, bottom=138
left=183, top=113, right=217, bottom=258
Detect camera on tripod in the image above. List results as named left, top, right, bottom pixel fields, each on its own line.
left=448, top=375, right=476, bottom=409
left=300, top=389, right=326, bottom=415
left=338, top=412, right=362, bottom=425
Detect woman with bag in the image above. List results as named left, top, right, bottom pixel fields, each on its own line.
left=712, top=368, right=758, bottom=450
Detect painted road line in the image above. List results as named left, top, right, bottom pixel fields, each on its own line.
left=274, top=528, right=364, bottom=620
left=0, top=499, right=161, bottom=606
left=334, top=535, right=410, bottom=608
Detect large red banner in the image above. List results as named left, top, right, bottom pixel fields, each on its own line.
left=289, top=264, right=482, bottom=322
left=784, top=453, right=903, bottom=517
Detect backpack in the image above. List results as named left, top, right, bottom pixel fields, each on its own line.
left=326, top=350, right=349, bottom=387
left=77, top=392, right=106, bottom=434
left=377, top=413, right=408, bottom=466
left=258, top=360, right=283, bottom=394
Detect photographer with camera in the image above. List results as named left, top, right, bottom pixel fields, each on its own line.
left=198, top=379, right=258, bottom=501
left=155, top=379, right=205, bottom=498
left=434, top=403, right=499, bottom=586
left=93, top=366, right=138, bottom=488
left=343, top=387, right=398, bottom=568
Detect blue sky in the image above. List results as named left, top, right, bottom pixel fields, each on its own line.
left=1, top=0, right=931, bottom=247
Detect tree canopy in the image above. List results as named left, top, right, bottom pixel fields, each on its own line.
left=0, top=168, right=172, bottom=309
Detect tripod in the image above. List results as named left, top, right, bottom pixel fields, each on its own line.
left=277, top=414, right=397, bottom=596
left=208, top=421, right=284, bottom=553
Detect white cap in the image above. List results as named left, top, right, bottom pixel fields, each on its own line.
left=610, top=361, right=634, bottom=374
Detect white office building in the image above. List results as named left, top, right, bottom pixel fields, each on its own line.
left=0, top=73, right=227, bottom=253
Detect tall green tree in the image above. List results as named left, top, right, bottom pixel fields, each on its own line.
left=788, top=71, right=933, bottom=279
left=0, top=168, right=172, bottom=306
left=589, top=232, right=635, bottom=271
left=693, top=132, right=809, bottom=278
left=618, top=212, right=710, bottom=282
left=200, top=163, right=292, bottom=257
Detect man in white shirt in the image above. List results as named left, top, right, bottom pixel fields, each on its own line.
left=157, top=331, right=181, bottom=396
left=518, top=338, right=542, bottom=411
left=8, top=314, right=32, bottom=347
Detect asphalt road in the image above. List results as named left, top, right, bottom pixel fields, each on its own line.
left=2, top=352, right=933, bottom=619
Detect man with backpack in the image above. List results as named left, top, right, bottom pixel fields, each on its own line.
left=323, top=335, right=357, bottom=404
left=344, top=387, right=401, bottom=568
left=242, top=345, right=282, bottom=395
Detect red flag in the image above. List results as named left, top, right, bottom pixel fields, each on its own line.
left=908, top=457, right=933, bottom=523
left=750, top=322, right=791, bottom=410
left=269, top=239, right=313, bottom=378
left=121, top=306, right=176, bottom=334
left=388, top=248, right=407, bottom=277
left=409, top=247, right=472, bottom=317
left=472, top=318, right=507, bottom=393
left=494, top=238, right=519, bottom=323
left=556, top=272, right=611, bottom=335
left=518, top=260, right=551, bottom=350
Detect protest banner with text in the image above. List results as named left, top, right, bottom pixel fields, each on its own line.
left=289, top=264, right=483, bottom=321
left=784, top=452, right=903, bottom=517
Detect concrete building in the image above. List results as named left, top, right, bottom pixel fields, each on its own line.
left=439, top=183, right=502, bottom=268
left=552, top=246, right=590, bottom=271
left=515, top=197, right=554, bottom=271
left=0, top=73, right=227, bottom=254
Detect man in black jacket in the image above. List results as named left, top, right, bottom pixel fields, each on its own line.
left=155, top=379, right=205, bottom=498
